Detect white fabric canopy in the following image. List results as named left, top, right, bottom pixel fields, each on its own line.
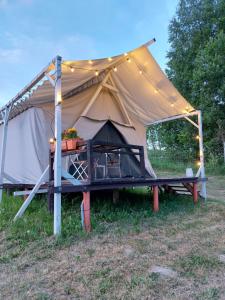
left=0, top=41, right=195, bottom=184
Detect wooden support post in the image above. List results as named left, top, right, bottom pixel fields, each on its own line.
left=83, top=192, right=91, bottom=232
left=48, top=151, right=54, bottom=213
left=53, top=56, right=62, bottom=235
left=152, top=185, right=159, bottom=212
left=0, top=105, right=11, bottom=203
left=197, top=110, right=206, bottom=199
left=193, top=182, right=198, bottom=204
left=87, top=140, right=92, bottom=184
left=14, top=166, right=49, bottom=221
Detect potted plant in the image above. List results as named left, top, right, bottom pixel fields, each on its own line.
left=63, top=128, right=81, bottom=151
left=50, top=128, right=82, bottom=152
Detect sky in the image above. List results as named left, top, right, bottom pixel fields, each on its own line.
left=0, top=0, right=178, bottom=106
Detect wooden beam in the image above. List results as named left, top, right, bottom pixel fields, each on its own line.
left=184, top=116, right=199, bottom=128
left=80, top=72, right=111, bottom=116
left=0, top=105, right=12, bottom=202
left=13, top=165, right=49, bottom=220
left=83, top=192, right=91, bottom=232
left=148, top=111, right=198, bottom=126
left=14, top=189, right=48, bottom=196
left=152, top=185, right=159, bottom=212
left=197, top=110, right=206, bottom=199
left=108, top=74, right=133, bottom=126
left=193, top=182, right=198, bottom=204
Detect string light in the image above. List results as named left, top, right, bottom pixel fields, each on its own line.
left=113, top=66, right=117, bottom=72
left=95, top=70, right=99, bottom=76
left=197, top=161, right=201, bottom=167
left=127, top=57, right=131, bottom=63
left=57, top=92, right=62, bottom=104
left=70, top=66, right=74, bottom=72
left=124, top=52, right=128, bottom=56
left=108, top=57, right=112, bottom=61
left=49, top=138, right=55, bottom=144
left=88, top=60, right=93, bottom=64
left=170, top=103, right=174, bottom=107
left=154, top=89, right=159, bottom=94
left=196, top=135, right=200, bottom=140
left=139, top=70, right=143, bottom=75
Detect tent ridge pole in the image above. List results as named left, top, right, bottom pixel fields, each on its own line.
left=54, top=55, right=62, bottom=235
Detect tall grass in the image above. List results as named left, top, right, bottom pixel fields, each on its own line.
left=0, top=189, right=200, bottom=249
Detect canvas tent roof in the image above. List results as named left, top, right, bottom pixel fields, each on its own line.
left=0, top=39, right=194, bottom=124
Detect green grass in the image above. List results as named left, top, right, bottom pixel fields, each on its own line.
left=149, top=149, right=225, bottom=175
left=2, top=185, right=225, bottom=299
left=0, top=189, right=200, bottom=251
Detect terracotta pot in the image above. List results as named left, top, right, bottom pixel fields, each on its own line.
left=66, top=138, right=78, bottom=150
left=50, top=138, right=82, bottom=152
left=61, top=140, right=67, bottom=151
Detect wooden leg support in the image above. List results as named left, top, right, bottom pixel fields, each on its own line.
left=153, top=185, right=159, bottom=212
left=83, top=192, right=91, bottom=232
left=193, top=182, right=198, bottom=204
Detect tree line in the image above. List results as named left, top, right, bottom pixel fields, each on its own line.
left=148, top=0, right=225, bottom=165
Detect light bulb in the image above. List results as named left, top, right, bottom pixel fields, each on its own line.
left=127, top=57, right=131, bottom=63
left=154, top=89, right=158, bottom=94
left=70, top=67, right=74, bottom=72
left=170, top=103, right=174, bottom=107
left=88, top=60, right=93, bottom=64
left=196, top=135, right=200, bottom=140
left=197, top=161, right=201, bottom=167
left=49, top=138, right=55, bottom=144
left=108, top=57, right=112, bottom=61
left=139, top=70, right=143, bottom=75
left=124, top=52, right=128, bottom=56
left=95, top=70, right=99, bottom=76
left=113, top=67, right=117, bottom=72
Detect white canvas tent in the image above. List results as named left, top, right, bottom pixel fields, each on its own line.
left=0, top=39, right=206, bottom=234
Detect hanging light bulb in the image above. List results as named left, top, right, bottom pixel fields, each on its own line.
left=126, top=57, right=131, bottom=63
left=49, top=138, right=55, bottom=144
left=95, top=70, right=99, bottom=76
left=88, top=60, right=93, bottom=64
left=113, top=66, right=117, bottom=72
left=124, top=52, right=128, bottom=56
left=139, top=70, right=143, bottom=75
left=108, top=57, right=112, bottom=61
left=57, top=92, right=62, bottom=104
left=154, top=89, right=159, bottom=94
left=170, top=103, right=174, bottom=107
left=197, top=161, right=201, bottom=167
left=196, top=135, right=200, bottom=140
left=70, top=66, right=74, bottom=72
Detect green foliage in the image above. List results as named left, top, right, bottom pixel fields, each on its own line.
left=154, top=0, right=225, bottom=159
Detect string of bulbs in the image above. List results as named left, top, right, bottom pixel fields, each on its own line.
left=54, top=53, right=200, bottom=166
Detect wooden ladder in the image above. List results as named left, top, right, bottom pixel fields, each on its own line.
left=162, top=182, right=199, bottom=197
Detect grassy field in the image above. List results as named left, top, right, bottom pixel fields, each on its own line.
left=0, top=174, right=225, bottom=299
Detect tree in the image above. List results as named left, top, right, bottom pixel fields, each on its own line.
left=152, top=0, right=225, bottom=161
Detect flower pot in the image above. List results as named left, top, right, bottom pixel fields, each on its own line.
left=50, top=140, right=68, bottom=152
left=61, top=140, right=67, bottom=151
left=66, top=138, right=78, bottom=150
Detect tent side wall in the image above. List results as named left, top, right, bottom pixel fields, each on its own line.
left=0, top=107, right=52, bottom=184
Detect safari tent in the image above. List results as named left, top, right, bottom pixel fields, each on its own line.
left=0, top=39, right=206, bottom=235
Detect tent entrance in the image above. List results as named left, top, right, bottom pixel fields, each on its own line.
left=68, top=121, right=149, bottom=181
